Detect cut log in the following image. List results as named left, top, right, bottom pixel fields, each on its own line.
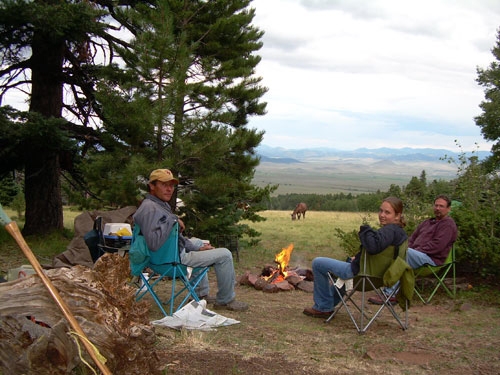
left=0, top=253, right=161, bottom=375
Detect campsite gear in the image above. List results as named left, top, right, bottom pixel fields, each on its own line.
left=103, top=223, right=132, bottom=236
left=383, top=255, right=414, bottom=309
left=130, top=222, right=210, bottom=316
left=0, top=204, right=112, bottom=375
left=103, top=222, right=132, bottom=247
left=325, top=241, right=410, bottom=333
left=53, top=206, right=137, bottom=269
left=85, top=217, right=132, bottom=262
left=84, top=217, right=102, bottom=262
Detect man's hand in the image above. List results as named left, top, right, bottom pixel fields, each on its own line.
left=178, top=218, right=186, bottom=232
left=199, top=244, right=215, bottom=251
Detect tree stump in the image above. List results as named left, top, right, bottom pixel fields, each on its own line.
left=0, top=253, right=161, bottom=375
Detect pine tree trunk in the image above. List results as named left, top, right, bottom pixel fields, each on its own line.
left=23, top=155, right=64, bottom=235
left=22, top=25, right=65, bottom=235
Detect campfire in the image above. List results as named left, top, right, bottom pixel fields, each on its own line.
left=238, top=243, right=314, bottom=293
left=261, top=243, right=295, bottom=283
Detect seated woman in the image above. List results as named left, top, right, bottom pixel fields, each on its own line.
left=303, top=196, right=408, bottom=318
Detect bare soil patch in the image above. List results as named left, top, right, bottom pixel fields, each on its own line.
left=147, top=271, right=500, bottom=375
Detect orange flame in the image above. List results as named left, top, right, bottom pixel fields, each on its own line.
left=275, top=243, right=294, bottom=277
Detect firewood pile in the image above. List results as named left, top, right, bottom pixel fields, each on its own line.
left=0, top=253, right=162, bottom=375
left=238, top=266, right=314, bottom=293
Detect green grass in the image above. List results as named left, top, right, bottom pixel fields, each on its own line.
left=0, top=207, right=79, bottom=272
left=236, top=210, right=377, bottom=274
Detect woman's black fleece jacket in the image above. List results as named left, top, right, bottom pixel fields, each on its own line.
left=350, top=223, right=408, bottom=276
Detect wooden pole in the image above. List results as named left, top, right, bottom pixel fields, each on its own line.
left=0, top=206, right=112, bottom=375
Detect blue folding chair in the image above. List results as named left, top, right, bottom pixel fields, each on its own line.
left=129, top=222, right=209, bottom=316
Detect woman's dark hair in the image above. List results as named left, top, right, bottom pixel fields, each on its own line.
left=383, top=196, right=406, bottom=228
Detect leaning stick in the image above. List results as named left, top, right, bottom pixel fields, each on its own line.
left=0, top=205, right=112, bottom=375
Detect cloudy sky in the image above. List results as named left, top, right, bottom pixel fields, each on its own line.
left=248, top=0, right=500, bottom=152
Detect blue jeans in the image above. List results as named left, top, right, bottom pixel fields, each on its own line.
left=312, top=257, right=354, bottom=312
left=384, top=247, right=437, bottom=295
left=181, top=247, right=236, bottom=305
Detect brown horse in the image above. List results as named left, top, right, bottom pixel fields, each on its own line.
left=291, top=202, right=308, bottom=220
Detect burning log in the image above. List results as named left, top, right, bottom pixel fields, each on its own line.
left=0, top=253, right=162, bottom=375
left=238, top=243, right=314, bottom=293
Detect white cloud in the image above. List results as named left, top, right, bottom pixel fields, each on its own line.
left=249, top=0, right=500, bottom=152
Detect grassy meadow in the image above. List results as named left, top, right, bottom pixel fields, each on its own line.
left=236, top=210, right=377, bottom=274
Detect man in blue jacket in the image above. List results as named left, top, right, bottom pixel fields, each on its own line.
left=133, top=169, right=248, bottom=312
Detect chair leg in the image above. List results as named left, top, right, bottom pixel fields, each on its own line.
left=175, top=267, right=210, bottom=312
left=135, top=266, right=210, bottom=316
left=169, top=266, right=210, bottom=314
left=325, top=273, right=408, bottom=333
left=415, top=263, right=456, bottom=304
left=136, top=272, right=169, bottom=316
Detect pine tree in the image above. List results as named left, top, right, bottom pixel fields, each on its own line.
left=87, top=0, right=274, bottom=238
left=475, top=28, right=500, bottom=168
left=1, top=0, right=273, bottom=237
left=0, top=0, right=138, bottom=234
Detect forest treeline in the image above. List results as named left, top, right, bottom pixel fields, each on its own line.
left=268, top=170, right=453, bottom=215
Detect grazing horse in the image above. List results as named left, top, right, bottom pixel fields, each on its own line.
left=291, top=202, right=308, bottom=220
left=236, top=201, right=251, bottom=211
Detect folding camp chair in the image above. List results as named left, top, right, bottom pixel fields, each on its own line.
left=129, top=222, right=210, bottom=316
left=413, top=245, right=456, bottom=304
left=325, top=242, right=409, bottom=334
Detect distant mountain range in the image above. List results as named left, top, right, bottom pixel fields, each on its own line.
left=256, top=145, right=491, bottom=163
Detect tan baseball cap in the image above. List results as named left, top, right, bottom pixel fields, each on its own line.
left=148, top=169, right=179, bottom=184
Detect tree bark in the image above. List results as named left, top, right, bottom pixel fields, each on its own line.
left=23, top=23, right=65, bottom=235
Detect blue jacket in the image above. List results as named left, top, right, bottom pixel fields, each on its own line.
left=133, top=194, right=198, bottom=253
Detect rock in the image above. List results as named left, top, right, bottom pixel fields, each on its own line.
left=254, top=278, right=268, bottom=290
left=262, top=283, right=279, bottom=293
left=296, top=280, right=314, bottom=293
left=275, top=280, right=295, bottom=291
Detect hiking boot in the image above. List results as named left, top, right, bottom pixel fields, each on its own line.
left=199, top=295, right=217, bottom=304
left=368, top=295, right=397, bottom=305
left=302, top=307, right=333, bottom=318
left=213, top=299, right=249, bottom=312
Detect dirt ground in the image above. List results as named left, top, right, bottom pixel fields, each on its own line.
left=147, top=271, right=500, bottom=375
left=2, top=250, right=499, bottom=374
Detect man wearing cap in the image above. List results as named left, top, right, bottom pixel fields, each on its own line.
left=133, top=169, right=249, bottom=312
